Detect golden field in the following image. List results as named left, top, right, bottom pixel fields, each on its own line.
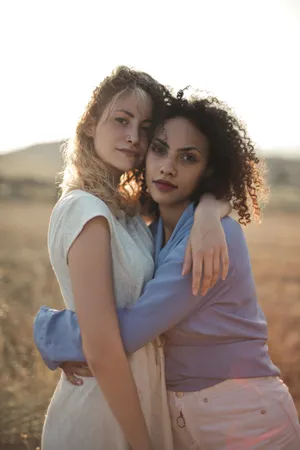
left=1, top=200, right=300, bottom=448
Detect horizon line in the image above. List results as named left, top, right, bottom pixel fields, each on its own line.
left=0, top=138, right=299, bottom=160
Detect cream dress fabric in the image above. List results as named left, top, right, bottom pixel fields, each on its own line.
left=41, top=189, right=173, bottom=450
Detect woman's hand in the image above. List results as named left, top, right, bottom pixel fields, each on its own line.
left=183, top=195, right=231, bottom=296
left=60, top=361, right=93, bottom=386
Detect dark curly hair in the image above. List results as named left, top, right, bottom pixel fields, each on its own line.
left=140, top=89, right=268, bottom=225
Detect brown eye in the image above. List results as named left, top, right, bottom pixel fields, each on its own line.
left=115, top=117, right=128, bottom=125
left=181, top=153, right=197, bottom=162
left=151, top=143, right=166, bottom=155
left=141, top=125, right=150, bottom=133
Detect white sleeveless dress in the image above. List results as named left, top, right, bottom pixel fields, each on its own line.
left=41, top=189, right=173, bottom=450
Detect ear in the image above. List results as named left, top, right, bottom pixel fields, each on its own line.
left=85, top=118, right=96, bottom=137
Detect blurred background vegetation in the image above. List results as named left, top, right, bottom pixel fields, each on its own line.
left=0, top=142, right=299, bottom=448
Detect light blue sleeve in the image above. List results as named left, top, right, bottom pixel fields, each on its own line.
left=33, top=306, right=84, bottom=370
left=33, top=236, right=234, bottom=365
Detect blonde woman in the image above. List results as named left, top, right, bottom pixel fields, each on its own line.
left=37, top=67, right=230, bottom=450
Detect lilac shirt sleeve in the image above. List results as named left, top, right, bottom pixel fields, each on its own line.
left=33, top=236, right=235, bottom=367
left=117, top=243, right=232, bottom=353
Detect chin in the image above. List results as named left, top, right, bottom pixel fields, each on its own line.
left=150, top=193, right=173, bottom=206
left=117, top=157, right=141, bottom=173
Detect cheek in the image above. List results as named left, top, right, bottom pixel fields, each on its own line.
left=103, top=121, right=124, bottom=144
left=180, top=168, right=204, bottom=193
left=94, top=125, right=110, bottom=150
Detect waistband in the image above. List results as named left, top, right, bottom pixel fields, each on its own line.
left=168, top=376, right=281, bottom=401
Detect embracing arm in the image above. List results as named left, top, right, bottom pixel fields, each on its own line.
left=184, top=194, right=231, bottom=295
left=66, top=217, right=151, bottom=450
left=34, top=219, right=237, bottom=360
left=117, top=239, right=233, bottom=353
left=196, top=194, right=232, bottom=219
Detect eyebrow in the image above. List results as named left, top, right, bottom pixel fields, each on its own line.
left=154, top=138, right=203, bottom=154
left=116, top=109, right=151, bottom=123
left=178, top=146, right=202, bottom=154
left=154, top=137, right=169, bottom=147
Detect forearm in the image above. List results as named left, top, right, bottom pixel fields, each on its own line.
left=35, top=255, right=229, bottom=359
left=196, top=193, right=232, bottom=219
left=87, top=347, right=151, bottom=449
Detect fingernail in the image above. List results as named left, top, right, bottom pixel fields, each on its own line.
left=76, top=380, right=82, bottom=385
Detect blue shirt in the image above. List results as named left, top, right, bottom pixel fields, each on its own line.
left=34, top=204, right=280, bottom=391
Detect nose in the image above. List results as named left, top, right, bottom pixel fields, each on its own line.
left=127, top=124, right=139, bottom=145
left=160, top=158, right=176, bottom=177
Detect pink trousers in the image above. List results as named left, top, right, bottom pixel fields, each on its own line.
left=168, top=377, right=300, bottom=449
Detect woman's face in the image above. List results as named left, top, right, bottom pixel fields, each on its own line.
left=92, top=90, right=153, bottom=176
left=146, top=117, right=209, bottom=208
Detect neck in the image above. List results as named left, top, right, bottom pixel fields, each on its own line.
left=159, top=200, right=191, bottom=245
left=107, top=165, right=122, bottom=189
left=112, top=172, right=122, bottom=189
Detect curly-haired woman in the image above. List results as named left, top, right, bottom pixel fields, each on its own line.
left=35, top=89, right=300, bottom=449
left=34, top=69, right=231, bottom=450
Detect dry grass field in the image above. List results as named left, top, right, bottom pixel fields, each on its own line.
left=1, top=200, right=300, bottom=448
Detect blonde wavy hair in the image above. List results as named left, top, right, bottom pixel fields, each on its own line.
left=60, top=66, right=167, bottom=216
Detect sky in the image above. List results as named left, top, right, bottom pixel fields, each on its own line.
left=0, top=0, right=299, bottom=157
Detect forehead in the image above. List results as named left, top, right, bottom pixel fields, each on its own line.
left=110, top=89, right=153, bottom=118
left=157, top=117, right=208, bottom=148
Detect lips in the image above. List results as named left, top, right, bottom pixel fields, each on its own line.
left=153, top=179, right=178, bottom=192
left=118, top=148, right=138, bottom=158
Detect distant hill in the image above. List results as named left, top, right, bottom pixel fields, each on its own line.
left=266, top=156, right=300, bottom=187
left=0, top=141, right=64, bottom=182
left=0, top=140, right=299, bottom=188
